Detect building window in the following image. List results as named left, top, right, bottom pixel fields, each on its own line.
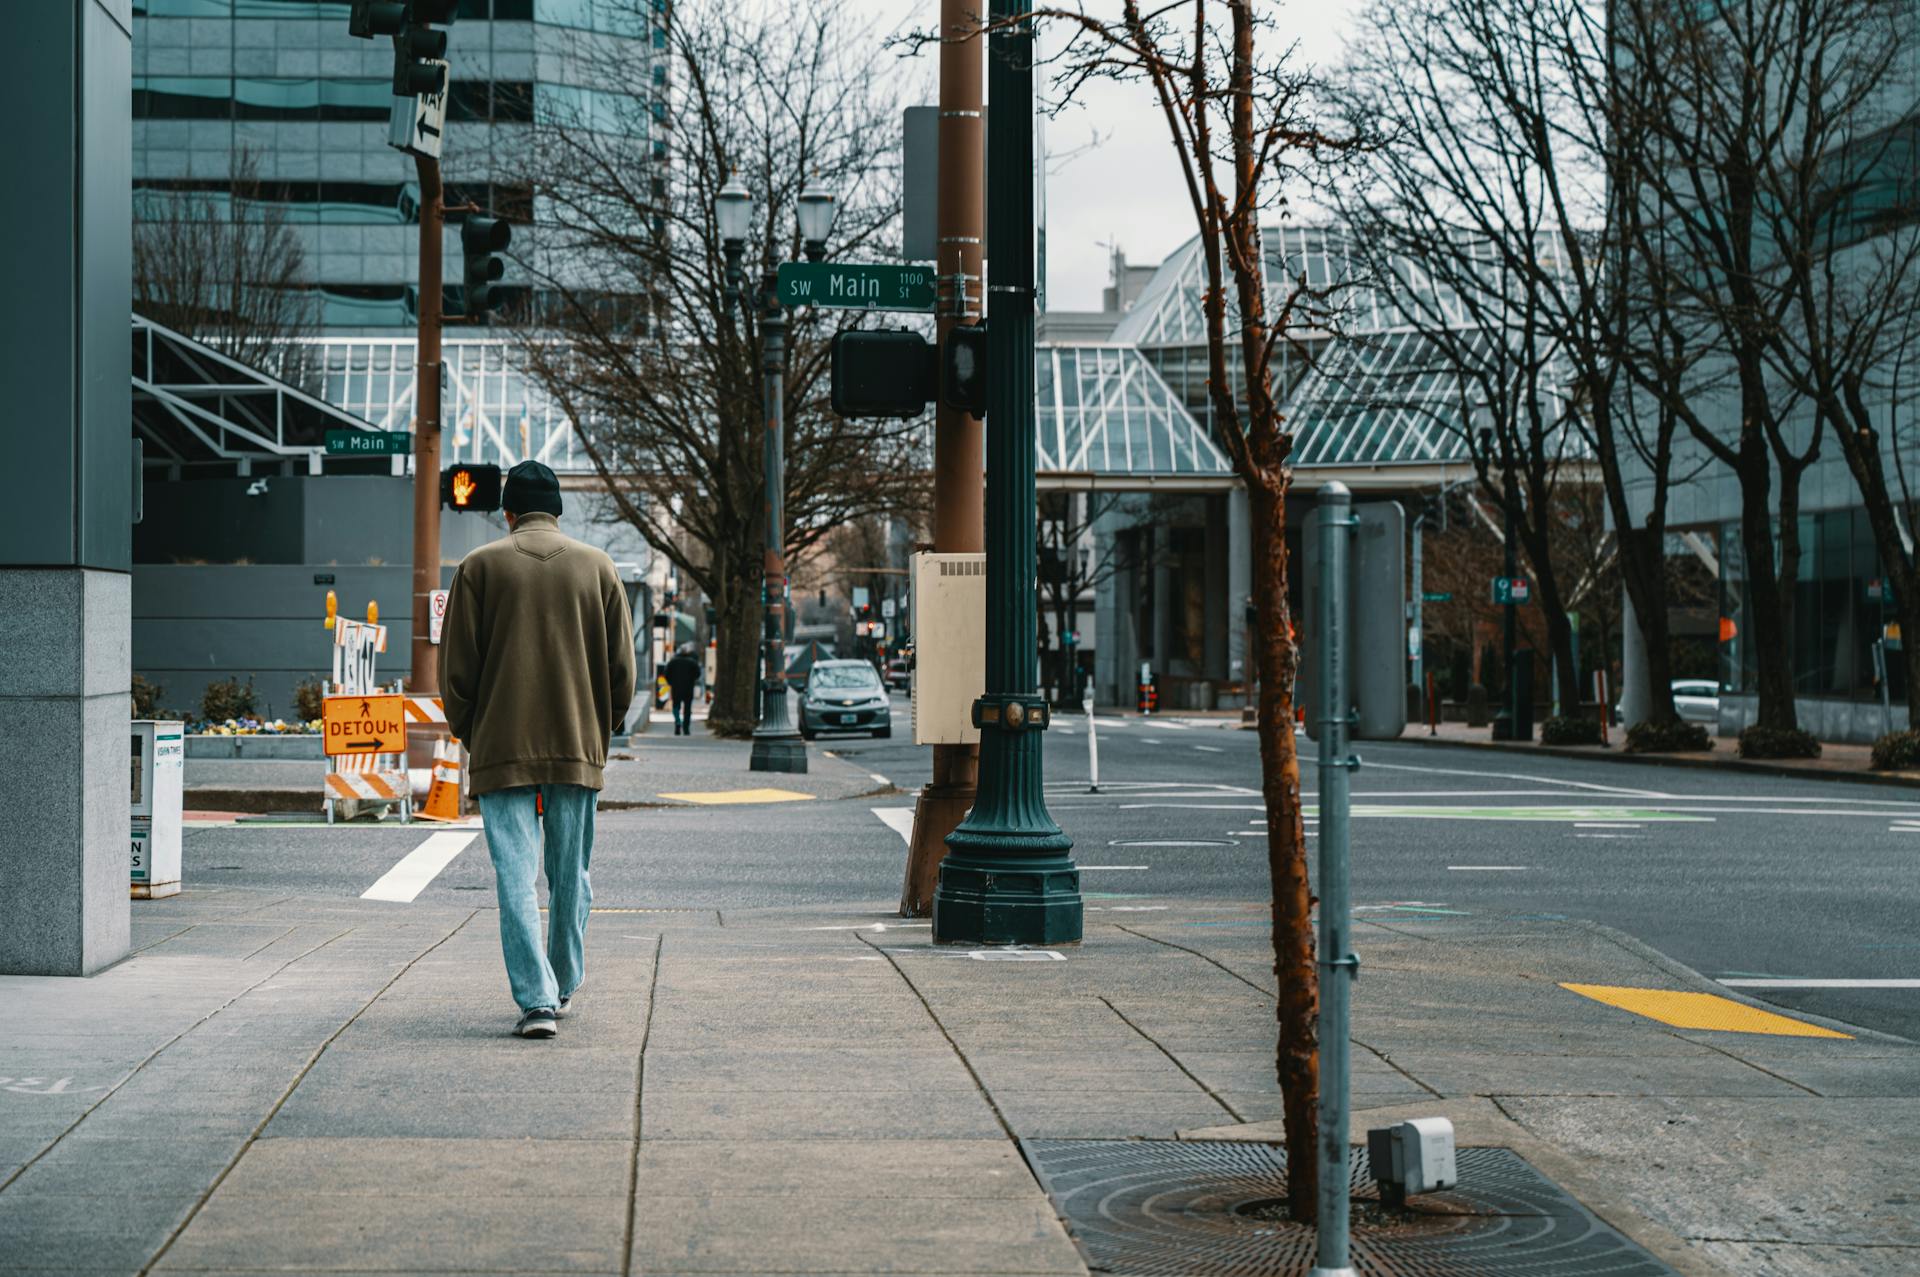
left=134, top=77, right=234, bottom=121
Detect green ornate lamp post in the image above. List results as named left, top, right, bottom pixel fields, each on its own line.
left=719, top=176, right=837, bottom=774
left=932, top=0, right=1082, bottom=945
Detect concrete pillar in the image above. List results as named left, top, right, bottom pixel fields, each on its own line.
left=0, top=0, right=133, bottom=975
left=1203, top=495, right=1227, bottom=680
left=1620, top=584, right=1650, bottom=728
left=1228, top=485, right=1251, bottom=686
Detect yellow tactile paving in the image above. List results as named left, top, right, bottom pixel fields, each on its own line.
left=1560, top=983, right=1852, bottom=1038
left=657, top=788, right=816, bottom=805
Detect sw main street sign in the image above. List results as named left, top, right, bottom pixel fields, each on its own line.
left=326, top=430, right=412, bottom=456
left=777, top=262, right=935, bottom=311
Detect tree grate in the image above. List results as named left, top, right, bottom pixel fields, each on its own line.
left=1020, top=1140, right=1678, bottom=1277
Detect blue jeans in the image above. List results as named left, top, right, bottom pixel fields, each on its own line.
left=477, top=783, right=596, bottom=1012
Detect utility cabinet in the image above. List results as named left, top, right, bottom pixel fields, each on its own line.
left=910, top=552, right=986, bottom=745
left=131, top=720, right=185, bottom=899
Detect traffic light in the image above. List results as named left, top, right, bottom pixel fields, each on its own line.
left=440, top=463, right=502, bottom=512
left=392, top=21, right=449, bottom=96
left=462, top=216, right=513, bottom=316
left=942, top=321, right=988, bottom=417
left=346, top=2, right=454, bottom=97
left=348, top=1, right=407, bottom=38
left=830, top=330, right=936, bottom=418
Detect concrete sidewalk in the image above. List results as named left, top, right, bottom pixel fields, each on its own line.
left=3, top=886, right=1913, bottom=1274
left=182, top=729, right=892, bottom=814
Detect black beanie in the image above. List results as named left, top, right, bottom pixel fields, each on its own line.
left=502, top=460, right=563, bottom=517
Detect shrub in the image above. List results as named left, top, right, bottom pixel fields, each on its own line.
left=1623, top=719, right=1714, bottom=753
left=1736, top=725, right=1822, bottom=760
left=1539, top=715, right=1602, bottom=746
left=1872, top=730, right=1920, bottom=771
left=130, top=674, right=164, bottom=720
left=293, top=677, right=327, bottom=723
left=200, top=675, right=260, bottom=725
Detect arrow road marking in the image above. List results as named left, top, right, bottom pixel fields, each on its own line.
left=362, top=831, right=476, bottom=903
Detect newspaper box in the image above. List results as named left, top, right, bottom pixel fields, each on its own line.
left=131, top=720, right=185, bottom=898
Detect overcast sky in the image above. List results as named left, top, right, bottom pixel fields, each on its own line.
left=843, top=1, right=1360, bottom=311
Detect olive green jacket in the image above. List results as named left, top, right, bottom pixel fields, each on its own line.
left=440, top=513, right=636, bottom=795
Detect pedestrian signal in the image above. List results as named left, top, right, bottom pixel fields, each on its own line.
left=440, top=463, right=502, bottom=512
left=830, top=330, right=936, bottom=418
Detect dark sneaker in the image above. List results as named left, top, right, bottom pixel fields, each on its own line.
left=515, top=1007, right=557, bottom=1039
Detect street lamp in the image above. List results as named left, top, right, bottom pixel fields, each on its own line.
left=718, top=177, right=837, bottom=774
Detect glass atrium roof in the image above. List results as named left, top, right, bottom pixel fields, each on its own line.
left=1036, top=345, right=1233, bottom=478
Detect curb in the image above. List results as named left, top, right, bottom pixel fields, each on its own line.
left=1404, top=732, right=1920, bottom=790
left=186, top=787, right=317, bottom=814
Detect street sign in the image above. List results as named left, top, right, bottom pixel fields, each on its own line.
left=1492, top=576, right=1532, bottom=606
left=322, top=693, right=407, bottom=757
left=1422, top=591, right=1452, bottom=603
left=778, top=262, right=936, bottom=311
left=428, top=589, right=450, bottom=645
left=387, top=68, right=448, bottom=159
left=327, top=429, right=412, bottom=456
left=881, top=598, right=896, bottom=619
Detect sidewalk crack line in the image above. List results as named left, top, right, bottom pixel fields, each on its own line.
left=855, top=932, right=1016, bottom=1141
left=1097, top=995, right=1243, bottom=1122
left=621, top=932, right=664, bottom=1277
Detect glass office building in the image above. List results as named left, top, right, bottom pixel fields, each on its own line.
left=132, top=0, right=667, bottom=330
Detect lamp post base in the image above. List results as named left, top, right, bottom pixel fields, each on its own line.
left=932, top=845, right=1082, bottom=945
left=749, top=733, right=808, bottom=774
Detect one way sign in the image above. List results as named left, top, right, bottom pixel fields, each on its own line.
left=388, top=66, right=448, bottom=159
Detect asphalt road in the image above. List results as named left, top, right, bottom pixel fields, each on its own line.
left=182, top=693, right=1920, bottom=1041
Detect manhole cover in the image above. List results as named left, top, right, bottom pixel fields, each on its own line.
left=1021, top=1140, right=1676, bottom=1276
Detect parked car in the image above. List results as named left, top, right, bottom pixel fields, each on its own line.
left=1672, top=678, right=1719, bottom=724
left=798, top=659, right=892, bottom=739
left=1612, top=679, right=1720, bottom=725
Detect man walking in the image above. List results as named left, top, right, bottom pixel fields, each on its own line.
left=663, top=643, right=701, bottom=735
left=441, top=461, right=635, bottom=1039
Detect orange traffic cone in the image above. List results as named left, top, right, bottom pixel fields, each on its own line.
left=416, top=739, right=465, bottom=822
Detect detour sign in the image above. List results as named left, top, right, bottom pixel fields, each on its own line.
left=322, top=694, right=407, bottom=757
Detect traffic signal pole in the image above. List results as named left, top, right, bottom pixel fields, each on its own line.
left=409, top=150, right=444, bottom=695
left=900, top=0, right=986, bottom=916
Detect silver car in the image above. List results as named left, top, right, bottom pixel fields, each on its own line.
left=1672, top=678, right=1719, bottom=724
left=798, top=660, right=892, bottom=739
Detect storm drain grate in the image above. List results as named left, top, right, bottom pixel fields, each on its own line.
left=1020, top=1140, right=1677, bottom=1277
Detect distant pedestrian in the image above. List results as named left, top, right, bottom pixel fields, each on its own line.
left=441, top=461, right=635, bottom=1040
left=664, top=643, right=701, bottom=735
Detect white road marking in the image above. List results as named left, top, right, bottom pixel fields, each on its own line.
left=1109, top=839, right=1236, bottom=847
left=1574, top=822, right=1642, bottom=829
left=1080, top=865, right=1151, bottom=870
left=1719, top=978, right=1920, bottom=989
left=1230, top=830, right=1267, bottom=837
left=1575, top=833, right=1641, bottom=840
left=968, top=949, right=1066, bottom=961
left=1156, top=721, right=1192, bottom=731
left=361, top=831, right=477, bottom=903
left=1193, top=745, right=1224, bottom=753
left=1448, top=865, right=1529, bottom=871
left=867, top=772, right=892, bottom=786
left=1143, top=738, right=1163, bottom=744
left=872, top=807, right=916, bottom=845
left=1344, top=759, right=1668, bottom=798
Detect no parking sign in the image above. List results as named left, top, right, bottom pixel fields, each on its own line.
left=429, top=589, right=449, bottom=644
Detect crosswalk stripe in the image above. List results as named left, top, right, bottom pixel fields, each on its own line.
left=362, top=831, right=477, bottom=903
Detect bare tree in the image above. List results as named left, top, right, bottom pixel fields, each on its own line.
left=133, top=147, right=319, bottom=381
left=997, top=0, right=1365, bottom=1221
left=514, top=0, right=929, bottom=736
left=1338, top=0, right=1708, bottom=734
left=1749, top=3, right=1920, bottom=724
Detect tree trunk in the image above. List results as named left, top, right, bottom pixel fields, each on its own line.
left=1736, top=420, right=1797, bottom=730
left=1621, top=527, right=1681, bottom=725
left=1247, top=476, right=1318, bottom=1223
left=707, top=563, right=762, bottom=737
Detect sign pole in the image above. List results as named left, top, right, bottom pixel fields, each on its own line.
left=409, top=153, right=444, bottom=696
left=900, top=0, right=987, bottom=917
left=1310, top=481, right=1358, bottom=1277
